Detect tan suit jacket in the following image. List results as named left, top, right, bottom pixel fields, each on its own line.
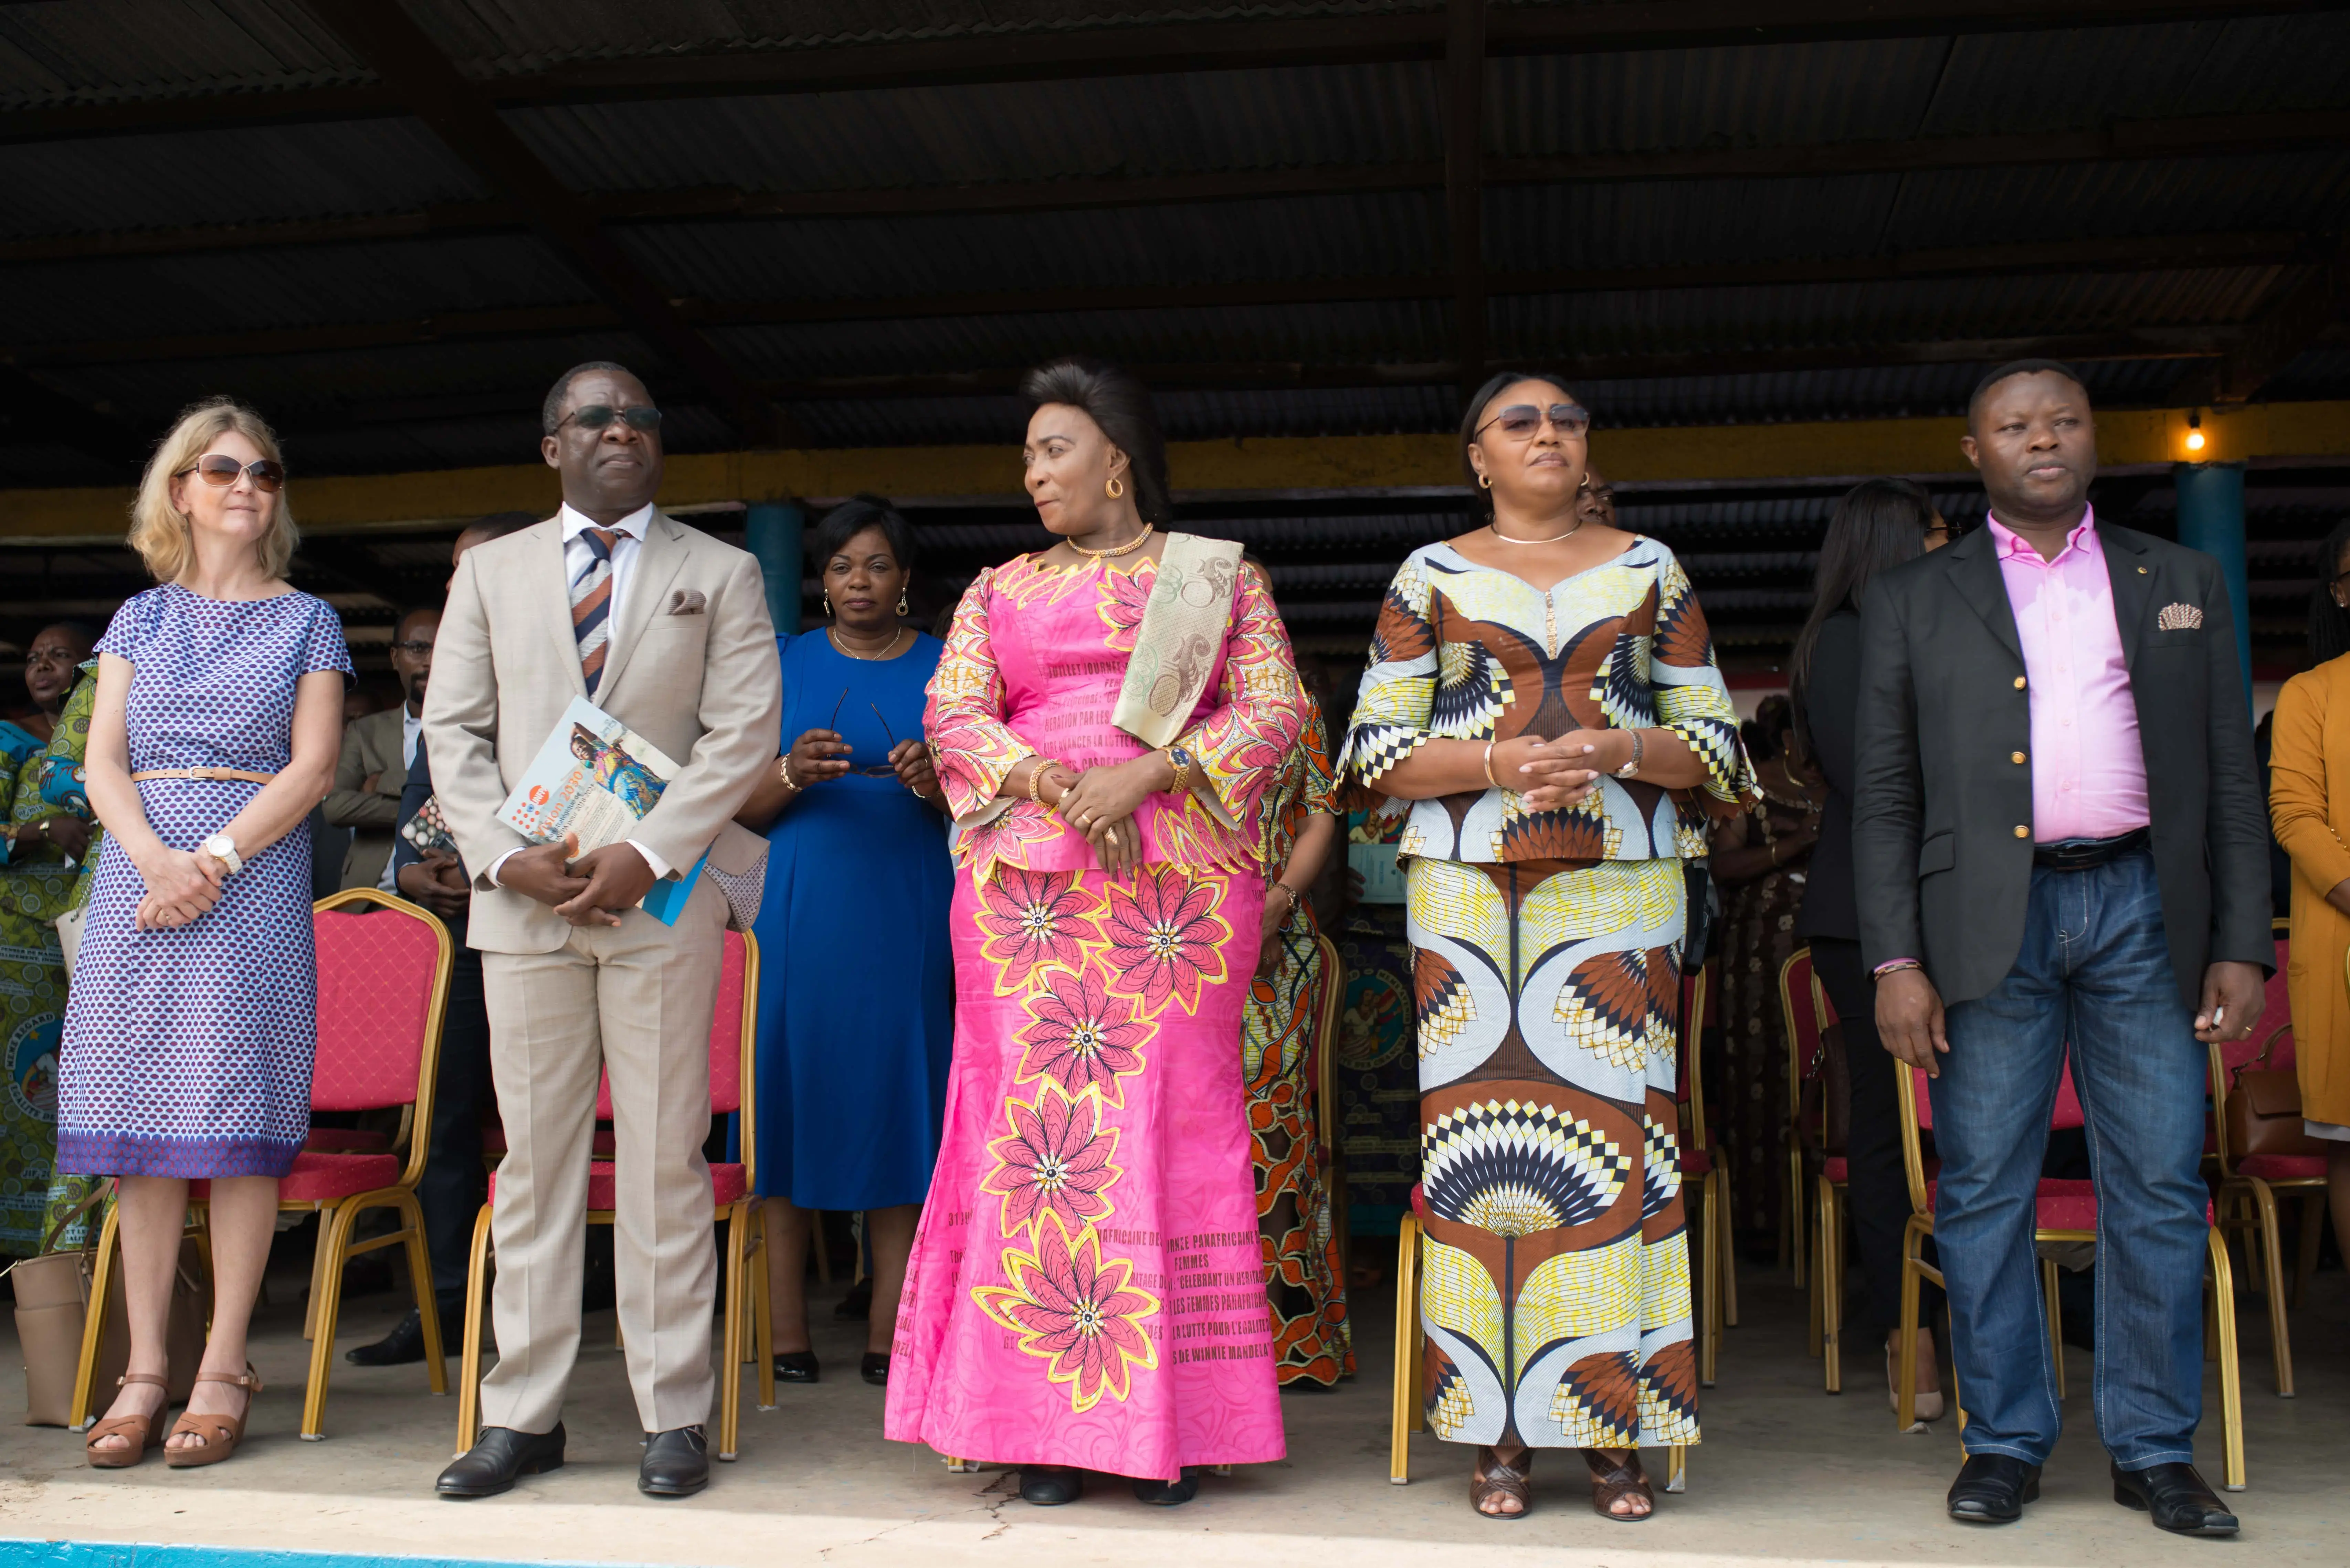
left=323, top=705, right=407, bottom=890
left=423, top=511, right=780, bottom=951
left=419, top=509, right=780, bottom=1434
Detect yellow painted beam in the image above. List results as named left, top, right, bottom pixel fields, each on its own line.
left=6, top=401, right=2344, bottom=543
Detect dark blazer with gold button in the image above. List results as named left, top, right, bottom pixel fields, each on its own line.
left=1851, top=518, right=2270, bottom=1011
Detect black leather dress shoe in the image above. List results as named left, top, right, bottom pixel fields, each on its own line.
left=1946, top=1454, right=2041, bottom=1524
left=773, top=1351, right=819, bottom=1384
left=1020, top=1465, right=1084, bottom=1505
left=2112, top=1462, right=2238, bottom=1536
left=640, top=1425, right=709, bottom=1497
left=346, top=1299, right=463, bottom=1366
left=436, top=1424, right=566, bottom=1499
left=860, top=1353, right=889, bottom=1386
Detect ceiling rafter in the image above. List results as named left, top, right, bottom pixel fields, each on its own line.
left=7, top=230, right=2308, bottom=370
left=292, top=0, right=793, bottom=446
left=1446, top=0, right=1487, bottom=399
left=8, top=108, right=2341, bottom=268
left=0, top=3, right=2332, bottom=144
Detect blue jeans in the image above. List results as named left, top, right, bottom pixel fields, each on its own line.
left=1932, top=848, right=2209, bottom=1469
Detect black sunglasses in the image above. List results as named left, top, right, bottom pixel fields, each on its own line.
left=828, top=688, right=912, bottom=776
left=558, top=404, right=663, bottom=434
left=1476, top=403, right=1592, bottom=441
left=176, top=454, right=285, bottom=492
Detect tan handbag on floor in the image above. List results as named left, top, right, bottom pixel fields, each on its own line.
left=2224, top=1024, right=2327, bottom=1162
left=10, top=1187, right=207, bottom=1426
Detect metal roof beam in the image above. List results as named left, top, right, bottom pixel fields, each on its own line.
left=1, top=4, right=2332, bottom=142
left=7, top=107, right=2340, bottom=266
left=2185, top=238, right=2349, bottom=403
left=9, top=230, right=2308, bottom=369
left=1446, top=0, right=1488, bottom=400
left=292, top=0, right=792, bottom=446
left=0, top=365, right=151, bottom=475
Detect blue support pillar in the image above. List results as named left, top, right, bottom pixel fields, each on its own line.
left=2173, top=461, right=2252, bottom=716
left=744, top=499, right=804, bottom=635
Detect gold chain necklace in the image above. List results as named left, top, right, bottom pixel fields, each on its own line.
left=828, top=625, right=906, bottom=661
left=1488, top=518, right=1585, bottom=545
left=1071, top=522, right=1154, bottom=561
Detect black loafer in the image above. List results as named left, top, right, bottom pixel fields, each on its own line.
left=1946, top=1454, right=2041, bottom=1524
left=860, top=1353, right=889, bottom=1386
left=1020, top=1465, right=1084, bottom=1505
left=346, top=1299, right=464, bottom=1367
left=640, top=1425, right=709, bottom=1498
left=436, top=1424, right=566, bottom=1499
left=773, top=1351, right=819, bottom=1384
left=2112, top=1461, right=2238, bottom=1536
left=1132, top=1468, right=1200, bottom=1506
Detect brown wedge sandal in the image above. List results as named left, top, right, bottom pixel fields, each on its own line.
left=1470, top=1445, right=1534, bottom=1520
left=163, top=1366, right=262, bottom=1469
left=1583, top=1448, right=1654, bottom=1522
left=85, top=1373, right=171, bottom=1469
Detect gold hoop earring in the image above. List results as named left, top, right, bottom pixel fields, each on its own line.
left=1578, top=474, right=1591, bottom=491
left=1477, top=473, right=1492, bottom=490
left=896, top=590, right=910, bottom=616
left=1106, top=477, right=1125, bottom=500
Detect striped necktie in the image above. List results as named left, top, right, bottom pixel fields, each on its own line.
left=570, top=526, right=625, bottom=694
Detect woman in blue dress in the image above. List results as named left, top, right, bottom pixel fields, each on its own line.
left=734, top=496, right=952, bottom=1387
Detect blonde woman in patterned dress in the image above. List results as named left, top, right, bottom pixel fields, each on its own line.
left=1339, top=373, right=1754, bottom=1521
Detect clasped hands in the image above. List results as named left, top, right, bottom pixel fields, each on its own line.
left=1492, top=729, right=1629, bottom=812
left=1042, top=756, right=1165, bottom=874
left=499, top=832, right=659, bottom=928
left=133, top=846, right=225, bottom=931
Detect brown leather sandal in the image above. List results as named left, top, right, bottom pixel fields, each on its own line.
left=1470, top=1445, right=1534, bottom=1520
left=85, top=1373, right=170, bottom=1469
left=163, top=1366, right=262, bottom=1469
left=1583, top=1448, right=1654, bottom=1522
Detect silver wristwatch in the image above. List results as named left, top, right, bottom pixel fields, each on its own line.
left=201, top=833, right=243, bottom=876
left=1614, top=729, right=1644, bottom=780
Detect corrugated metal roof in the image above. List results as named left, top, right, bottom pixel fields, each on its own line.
left=6, top=235, right=594, bottom=346
left=0, top=119, right=487, bottom=240
left=506, top=61, right=1441, bottom=193
left=405, top=0, right=1441, bottom=76
left=615, top=191, right=1445, bottom=299
left=0, top=0, right=367, bottom=107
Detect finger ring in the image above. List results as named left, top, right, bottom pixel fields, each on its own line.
left=1106, top=827, right=1119, bottom=846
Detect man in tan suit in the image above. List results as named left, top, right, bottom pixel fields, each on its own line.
left=324, top=605, right=437, bottom=889
left=424, top=362, right=781, bottom=1500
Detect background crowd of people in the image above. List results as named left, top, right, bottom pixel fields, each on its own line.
left=3, top=352, right=2338, bottom=1540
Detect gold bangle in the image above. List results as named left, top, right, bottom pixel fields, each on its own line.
left=1274, top=882, right=1302, bottom=923
left=1028, top=761, right=1056, bottom=808
left=1483, top=741, right=1500, bottom=791
left=777, top=756, right=801, bottom=794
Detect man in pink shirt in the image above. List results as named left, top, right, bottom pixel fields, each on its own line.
left=1852, top=362, right=2269, bottom=1536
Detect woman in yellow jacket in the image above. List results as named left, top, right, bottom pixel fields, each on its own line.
left=2264, top=517, right=2350, bottom=1264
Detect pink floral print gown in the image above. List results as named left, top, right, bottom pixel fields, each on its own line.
left=884, top=548, right=1304, bottom=1479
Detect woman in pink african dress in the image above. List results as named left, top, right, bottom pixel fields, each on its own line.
left=885, top=359, right=1304, bottom=1506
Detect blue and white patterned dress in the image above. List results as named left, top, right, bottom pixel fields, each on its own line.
left=56, top=584, right=352, bottom=1179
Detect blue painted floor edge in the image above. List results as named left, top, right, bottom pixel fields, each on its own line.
left=2, top=1544, right=643, bottom=1568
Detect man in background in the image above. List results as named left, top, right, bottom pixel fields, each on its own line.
left=325, top=607, right=438, bottom=890
left=345, top=515, right=536, bottom=1367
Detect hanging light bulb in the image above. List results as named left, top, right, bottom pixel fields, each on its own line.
left=2185, top=411, right=2206, bottom=453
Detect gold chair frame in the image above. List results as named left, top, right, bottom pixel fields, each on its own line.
left=1384, top=963, right=1706, bottom=1494
left=1777, top=946, right=1850, bottom=1390
left=1892, top=1067, right=2244, bottom=1489
left=454, top=929, right=769, bottom=1461
left=69, top=888, right=454, bottom=1440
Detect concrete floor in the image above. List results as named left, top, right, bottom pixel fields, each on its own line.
left=4, top=1245, right=2344, bottom=1568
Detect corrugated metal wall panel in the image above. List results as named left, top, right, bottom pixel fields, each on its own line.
left=0, top=0, right=366, bottom=106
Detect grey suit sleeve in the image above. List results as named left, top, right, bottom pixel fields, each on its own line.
left=1852, top=584, right=1926, bottom=975
left=2199, top=565, right=2275, bottom=972
left=422, top=549, right=531, bottom=888
left=630, top=551, right=783, bottom=876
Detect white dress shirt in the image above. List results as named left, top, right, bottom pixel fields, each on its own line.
left=487, top=500, right=672, bottom=891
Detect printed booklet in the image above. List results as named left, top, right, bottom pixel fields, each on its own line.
left=494, top=696, right=704, bottom=924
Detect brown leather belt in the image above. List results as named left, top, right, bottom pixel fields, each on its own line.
left=129, top=767, right=278, bottom=785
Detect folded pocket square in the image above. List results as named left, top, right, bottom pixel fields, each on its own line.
left=2157, top=601, right=2203, bottom=631
left=667, top=589, right=707, bottom=615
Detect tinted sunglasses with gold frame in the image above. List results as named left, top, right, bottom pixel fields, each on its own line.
left=176, top=454, right=285, bottom=493
left=557, top=404, right=663, bottom=434
left=1475, top=403, right=1592, bottom=441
